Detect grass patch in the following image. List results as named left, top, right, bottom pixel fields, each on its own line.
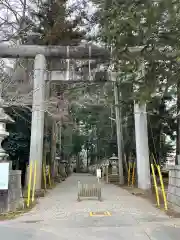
left=0, top=200, right=37, bottom=221
left=0, top=177, right=64, bottom=221
left=114, top=182, right=180, bottom=218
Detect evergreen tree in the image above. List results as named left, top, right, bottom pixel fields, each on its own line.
left=89, top=0, right=180, bottom=163
left=29, top=0, right=86, bottom=45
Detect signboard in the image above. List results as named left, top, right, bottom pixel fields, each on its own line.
left=96, top=169, right=101, bottom=179
left=0, top=162, right=9, bottom=190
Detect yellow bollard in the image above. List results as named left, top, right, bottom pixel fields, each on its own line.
left=43, top=163, right=47, bottom=190
left=27, top=161, right=33, bottom=207
left=128, top=162, right=131, bottom=186
left=131, top=162, right=136, bottom=186
left=152, top=153, right=158, bottom=166
left=31, top=161, right=37, bottom=203
left=151, top=164, right=160, bottom=207
left=157, top=165, right=168, bottom=211
left=48, top=165, right=51, bottom=188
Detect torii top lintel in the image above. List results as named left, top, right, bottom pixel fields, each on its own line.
left=0, top=44, right=177, bottom=59
left=0, top=44, right=110, bottom=59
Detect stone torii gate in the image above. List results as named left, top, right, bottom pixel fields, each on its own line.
left=0, top=44, right=111, bottom=191
left=0, top=44, right=173, bottom=191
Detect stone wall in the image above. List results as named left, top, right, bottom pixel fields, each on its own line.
left=0, top=170, right=23, bottom=213
left=167, top=165, right=180, bottom=211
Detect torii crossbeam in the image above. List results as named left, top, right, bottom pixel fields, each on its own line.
left=0, top=44, right=109, bottom=59
left=0, top=44, right=177, bottom=59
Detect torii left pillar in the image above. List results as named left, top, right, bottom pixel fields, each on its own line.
left=134, top=103, right=151, bottom=190
left=29, top=54, right=46, bottom=190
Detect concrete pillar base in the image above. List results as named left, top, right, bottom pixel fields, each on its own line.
left=23, top=189, right=45, bottom=199
left=35, top=189, right=46, bottom=197
left=54, top=176, right=62, bottom=183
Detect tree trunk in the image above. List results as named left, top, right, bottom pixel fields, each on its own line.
left=114, top=82, right=124, bottom=184
left=176, top=78, right=180, bottom=164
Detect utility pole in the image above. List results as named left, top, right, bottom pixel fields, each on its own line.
left=94, top=125, right=98, bottom=163
left=113, top=80, right=124, bottom=185
left=59, top=120, right=62, bottom=154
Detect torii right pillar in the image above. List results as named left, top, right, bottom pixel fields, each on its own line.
left=134, top=102, right=151, bottom=190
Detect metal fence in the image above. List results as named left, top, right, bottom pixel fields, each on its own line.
left=77, top=181, right=102, bottom=201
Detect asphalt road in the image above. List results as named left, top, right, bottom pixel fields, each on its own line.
left=1, top=174, right=180, bottom=240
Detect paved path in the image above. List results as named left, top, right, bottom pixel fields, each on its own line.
left=1, top=174, right=180, bottom=240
